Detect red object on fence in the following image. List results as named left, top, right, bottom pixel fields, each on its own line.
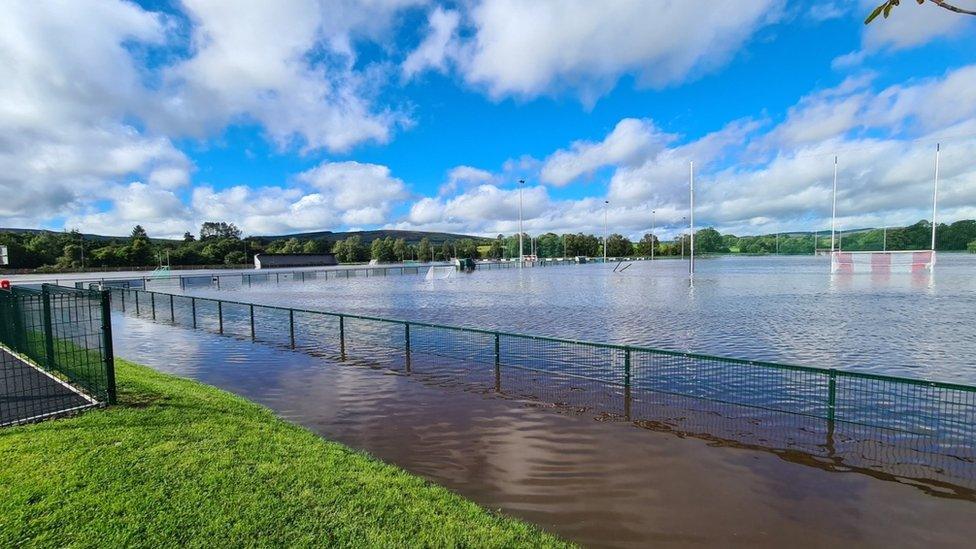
left=0, top=280, right=10, bottom=290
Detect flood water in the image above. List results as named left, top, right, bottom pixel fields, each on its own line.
left=112, top=312, right=976, bottom=547
left=107, top=255, right=976, bottom=546
left=164, top=254, right=976, bottom=383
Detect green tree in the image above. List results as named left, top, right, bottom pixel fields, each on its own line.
left=441, top=241, right=453, bottom=260
left=393, top=238, right=409, bottom=261
left=131, top=225, right=148, bottom=241
left=279, top=238, right=303, bottom=254
left=636, top=233, right=659, bottom=257
left=968, top=240, right=976, bottom=253
left=200, top=222, right=241, bottom=240
left=694, top=228, right=727, bottom=253
left=183, top=232, right=195, bottom=242
left=371, top=237, right=396, bottom=262
left=605, top=234, right=633, bottom=257
left=417, top=237, right=433, bottom=262
left=224, top=251, right=246, bottom=265
left=488, top=236, right=503, bottom=259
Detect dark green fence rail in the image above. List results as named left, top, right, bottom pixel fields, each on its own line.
left=109, top=286, right=976, bottom=448
left=1, top=285, right=116, bottom=426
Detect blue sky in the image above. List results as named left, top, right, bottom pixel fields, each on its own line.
left=2, top=0, right=975, bottom=239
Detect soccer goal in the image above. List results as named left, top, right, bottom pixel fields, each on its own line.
left=830, top=250, right=935, bottom=274
left=425, top=265, right=456, bottom=281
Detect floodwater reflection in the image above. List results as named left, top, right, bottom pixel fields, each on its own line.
left=112, top=314, right=976, bottom=548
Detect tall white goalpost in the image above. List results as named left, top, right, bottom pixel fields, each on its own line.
left=829, top=145, right=939, bottom=274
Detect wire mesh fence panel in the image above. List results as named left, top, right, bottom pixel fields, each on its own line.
left=342, top=316, right=405, bottom=368
left=1, top=285, right=114, bottom=427
left=251, top=305, right=292, bottom=348
left=293, top=311, right=341, bottom=357
left=500, top=334, right=627, bottom=386
left=630, top=350, right=831, bottom=419
left=834, top=375, right=976, bottom=443
left=219, top=301, right=252, bottom=340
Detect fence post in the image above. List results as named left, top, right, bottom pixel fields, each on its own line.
left=169, top=294, right=175, bottom=322
left=404, top=322, right=411, bottom=372
left=624, top=347, right=632, bottom=419
left=150, top=292, right=156, bottom=320
left=827, top=369, right=837, bottom=423
left=248, top=274, right=252, bottom=288
left=100, top=290, right=117, bottom=405
left=191, top=297, right=197, bottom=328
left=250, top=304, right=255, bottom=340
left=339, top=315, right=346, bottom=359
left=218, top=301, right=223, bottom=334
left=41, top=285, right=57, bottom=371
left=494, top=332, right=501, bottom=392
left=135, top=290, right=140, bottom=315
left=121, top=290, right=125, bottom=312
left=289, top=309, right=295, bottom=348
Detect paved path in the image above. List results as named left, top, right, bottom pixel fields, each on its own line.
left=1, top=348, right=93, bottom=426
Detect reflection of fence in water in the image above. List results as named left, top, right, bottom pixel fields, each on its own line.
left=111, top=287, right=976, bottom=492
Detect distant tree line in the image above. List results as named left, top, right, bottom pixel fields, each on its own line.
left=3, top=219, right=975, bottom=272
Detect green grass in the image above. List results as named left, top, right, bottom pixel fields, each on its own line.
left=0, top=359, right=570, bottom=548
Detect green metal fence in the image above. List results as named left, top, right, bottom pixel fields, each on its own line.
left=1, top=285, right=116, bottom=426
left=109, top=286, right=976, bottom=450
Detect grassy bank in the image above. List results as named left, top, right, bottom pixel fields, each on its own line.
left=0, top=359, right=568, bottom=547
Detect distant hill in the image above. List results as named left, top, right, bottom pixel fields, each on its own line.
left=0, top=227, right=489, bottom=245
left=0, top=227, right=178, bottom=243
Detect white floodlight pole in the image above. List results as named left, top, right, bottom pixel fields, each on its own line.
left=883, top=226, right=887, bottom=252
left=813, top=231, right=818, bottom=255
left=651, top=209, right=656, bottom=262
left=603, top=200, right=609, bottom=262
left=831, top=155, right=838, bottom=253
left=689, top=161, right=695, bottom=277
left=931, top=143, right=940, bottom=252
left=518, top=179, right=524, bottom=267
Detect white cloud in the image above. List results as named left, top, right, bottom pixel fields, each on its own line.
left=541, top=119, right=675, bottom=186
left=402, top=7, right=461, bottom=79
left=439, top=165, right=494, bottom=196
left=159, top=0, right=417, bottom=153
left=298, top=161, right=408, bottom=217
left=441, top=0, right=781, bottom=102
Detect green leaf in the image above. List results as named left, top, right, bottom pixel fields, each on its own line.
left=865, top=3, right=886, bottom=23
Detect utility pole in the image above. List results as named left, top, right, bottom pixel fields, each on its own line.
left=831, top=155, right=838, bottom=253
left=681, top=216, right=686, bottom=261
left=603, top=200, right=609, bottom=262
left=883, top=226, right=887, bottom=252
left=518, top=179, right=524, bottom=267
left=689, top=161, right=695, bottom=277
left=651, top=209, right=656, bottom=262
left=931, top=143, right=941, bottom=252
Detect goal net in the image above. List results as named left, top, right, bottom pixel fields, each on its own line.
left=425, top=265, right=456, bottom=280
left=830, top=251, right=935, bottom=274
